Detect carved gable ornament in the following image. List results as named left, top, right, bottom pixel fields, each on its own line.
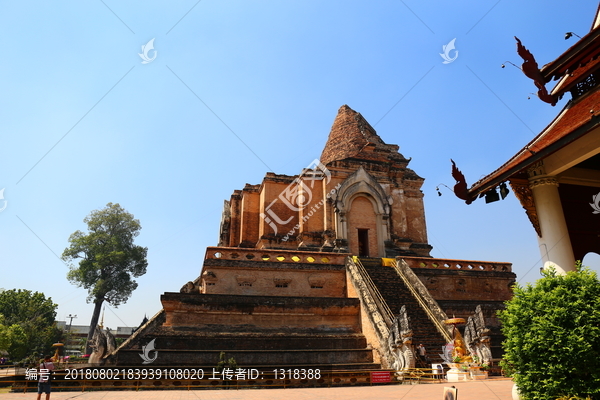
left=332, top=166, right=391, bottom=216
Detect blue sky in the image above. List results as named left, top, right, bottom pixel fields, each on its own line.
left=1, top=1, right=599, bottom=331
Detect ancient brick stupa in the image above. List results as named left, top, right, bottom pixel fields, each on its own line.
left=220, top=104, right=433, bottom=258
left=108, top=105, right=515, bottom=382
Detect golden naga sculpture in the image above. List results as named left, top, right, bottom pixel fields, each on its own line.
left=444, top=317, right=473, bottom=363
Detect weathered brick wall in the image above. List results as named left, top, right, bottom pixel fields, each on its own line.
left=259, top=175, right=298, bottom=237
left=161, top=293, right=362, bottom=333
left=402, top=181, right=429, bottom=245
left=298, top=176, right=326, bottom=234
left=239, top=185, right=260, bottom=247
left=221, top=105, right=432, bottom=256
left=201, top=248, right=349, bottom=297
left=201, top=259, right=347, bottom=298
left=414, top=269, right=515, bottom=302
left=228, top=192, right=241, bottom=247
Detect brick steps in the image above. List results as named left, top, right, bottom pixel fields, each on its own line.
left=359, top=258, right=447, bottom=364
left=114, top=294, right=381, bottom=370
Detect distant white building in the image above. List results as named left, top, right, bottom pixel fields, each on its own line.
left=56, top=321, right=134, bottom=336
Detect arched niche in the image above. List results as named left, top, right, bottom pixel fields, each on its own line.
left=332, top=166, right=391, bottom=257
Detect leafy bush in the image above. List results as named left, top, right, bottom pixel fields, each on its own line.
left=499, top=265, right=600, bottom=400
left=0, top=315, right=27, bottom=360
left=0, top=289, right=58, bottom=360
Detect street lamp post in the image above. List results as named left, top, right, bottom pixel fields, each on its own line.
left=67, top=314, right=77, bottom=331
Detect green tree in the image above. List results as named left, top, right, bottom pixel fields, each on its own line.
left=62, top=203, right=148, bottom=354
left=0, top=315, right=27, bottom=360
left=0, top=289, right=58, bottom=360
left=499, top=265, right=600, bottom=400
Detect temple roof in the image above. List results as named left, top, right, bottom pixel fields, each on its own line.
left=465, top=89, right=600, bottom=198
left=541, top=25, right=600, bottom=94
left=459, top=9, right=600, bottom=201
left=320, top=105, right=408, bottom=166
left=550, top=50, right=600, bottom=98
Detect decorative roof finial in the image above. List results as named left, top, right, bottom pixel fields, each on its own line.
left=514, top=37, right=557, bottom=106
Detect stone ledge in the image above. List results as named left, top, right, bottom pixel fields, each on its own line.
left=412, top=268, right=516, bottom=278
left=161, top=293, right=360, bottom=308
left=203, top=258, right=346, bottom=271
left=205, top=247, right=349, bottom=265
left=402, top=256, right=513, bottom=273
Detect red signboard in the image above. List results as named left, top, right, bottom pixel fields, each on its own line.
left=370, top=371, right=391, bottom=383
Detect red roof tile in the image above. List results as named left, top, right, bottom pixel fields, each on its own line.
left=467, top=90, right=600, bottom=197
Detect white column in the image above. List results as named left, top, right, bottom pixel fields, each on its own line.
left=529, top=177, right=576, bottom=274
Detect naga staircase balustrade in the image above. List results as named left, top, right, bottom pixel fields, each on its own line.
left=392, top=259, right=453, bottom=343
left=349, top=256, right=394, bottom=326
left=348, top=257, right=415, bottom=371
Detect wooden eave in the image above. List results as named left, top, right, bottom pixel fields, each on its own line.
left=465, top=91, right=600, bottom=199
left=540, top=26, right=600, bottom=85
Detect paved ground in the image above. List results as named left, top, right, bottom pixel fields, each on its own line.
left=1, top=378, right=514, bottom=400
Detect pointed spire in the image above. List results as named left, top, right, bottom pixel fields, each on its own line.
left=320, top=105, right=406, bottom=166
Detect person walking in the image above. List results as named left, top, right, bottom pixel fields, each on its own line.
left=36, top=355, right=55, bottom=400
left=417, top=343, right=430, bottom=364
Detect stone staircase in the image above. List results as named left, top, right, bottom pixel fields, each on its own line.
left=358, top=257, right=447, bottom=365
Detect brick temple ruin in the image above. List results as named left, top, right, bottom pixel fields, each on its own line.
left=107, top=105, right=516, bottom=384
